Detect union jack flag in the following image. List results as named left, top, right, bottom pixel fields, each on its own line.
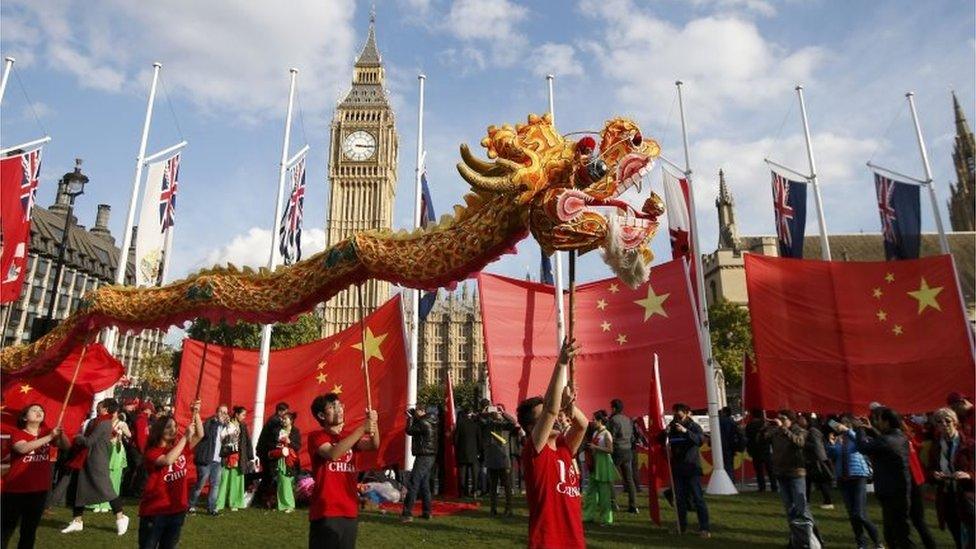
left=158, top=154, right=180, bottom=232
left=279, top=157, right=306, bottom=264
left=770, top=171, right=807, bottom=258
left=20, top=149, right=42, bottom=221
left=873, top=172, right=920, bottom=260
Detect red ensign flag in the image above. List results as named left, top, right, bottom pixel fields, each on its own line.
left=174, top=296, right=408, bottom=470
left=478, top=258, right=707, bottom=415
left=746, top=254, right=975, bottom=413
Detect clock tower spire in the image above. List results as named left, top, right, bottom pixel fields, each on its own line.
left=322, top=15, right=398, bottom=337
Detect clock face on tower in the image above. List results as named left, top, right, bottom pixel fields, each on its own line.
left=341, top=130, right=377, bottom=161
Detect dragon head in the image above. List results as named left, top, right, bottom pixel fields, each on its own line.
left=456, top=114, right=663, bottom=288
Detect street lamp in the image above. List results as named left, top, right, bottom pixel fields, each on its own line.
left=31, top=159, right=88, bottom=341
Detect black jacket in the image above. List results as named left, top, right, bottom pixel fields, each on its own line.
left=856, top=428, right=912, bottom=500
left=719, top=415, right=744, bottom=455
left=454, top=415, right=482, bottom=465
left=194, top=416, right=225, bottom=466
left=661, top=418, right=705, bottom=477
left=256, top=415, right=283, bottom=465
left=745, top=418, right=770, bottom=459
left=407, top=414, right=438, bottom=457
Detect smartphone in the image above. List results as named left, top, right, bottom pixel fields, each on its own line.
left=827, top=419, right=842, bottom=431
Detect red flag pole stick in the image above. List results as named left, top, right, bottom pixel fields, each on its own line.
left=193, top=323, right=212, bottom=401
left=568, top=250, right=577, bottom=388
left=357, top=283, right=374, bottom=411
left=56, top=337, right=93, bottom=428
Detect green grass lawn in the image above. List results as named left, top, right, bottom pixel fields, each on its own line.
left=25, top=489, right=954, bottom=548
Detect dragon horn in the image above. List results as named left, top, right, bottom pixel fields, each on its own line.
left=459, top=144, right=522, bottom=176
left=456, top=162, right=520, bottom=193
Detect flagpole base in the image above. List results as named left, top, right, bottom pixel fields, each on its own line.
left=705, top=469, right=738, bottom=495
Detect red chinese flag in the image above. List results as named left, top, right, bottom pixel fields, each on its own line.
left=746, top=254, right=975, bottom=414
left=647, top=354, right=671, bottom=526
left=0, top=151, right=39, bottom=303
left=1, top=343, right=125, bottom=438
left=478, top=258, right=707, bottom=415
left=741, top=354, right=764, bottom=412
left=174, top=295, right=408, bottom=470
left=441, top=373, right=460, bottom=498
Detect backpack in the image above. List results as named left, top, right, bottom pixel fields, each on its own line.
left=788, top=519, right=823, bottom=549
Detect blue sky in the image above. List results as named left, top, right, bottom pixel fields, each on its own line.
left=2, top=0, right=974, bottom=291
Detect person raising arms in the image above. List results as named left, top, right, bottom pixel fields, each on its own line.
left=516, top=338, right=588, bottom=549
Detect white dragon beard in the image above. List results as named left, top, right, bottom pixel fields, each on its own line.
left=600, top=219, right=651, bottom=289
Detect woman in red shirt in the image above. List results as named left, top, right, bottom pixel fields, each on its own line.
left=138, top=399, right=203, bottom=549
left=1, top=403, right=69, bottom=549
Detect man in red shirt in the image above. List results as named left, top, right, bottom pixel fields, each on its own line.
left=516, top=339, right=588, bottom=549
left=307, top=392, right=379, bottom=549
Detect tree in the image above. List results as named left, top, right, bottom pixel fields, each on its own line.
left=417, top=379, right=483, bottom=413
left=708, top=298, right=753, bottom=389
left=186, top=314, right=322, bottom=350
left=136, top=349, right=179, bottom=394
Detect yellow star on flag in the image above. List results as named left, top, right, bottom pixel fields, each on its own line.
left=332, top=341, right=341, bottom=351
left=316, top=360, right=327, bottom=370
left=616, top=333, right=628, bottom=345
left=872, top=288, right=882, bottom=299
left=892, top=325, right=904, bottom=336
left=634, top=285, right=670, bottom=321
left=352, top=328, right=387, bottom=364
left=18, top=384, right=32, bottom=394
left=907, top=277, right=943, bottom=314
left=608, top=283, right=619, bottom=294
left=885, top=273, right=895, bottom=283
left=331, top=384, right=343, bottom=394
left=876, top=310, right=887, bottom=322
left=600, top=321, right=612, bottom=332
left=596, top=299, right=608, bottom=311
left=316, top=372, right=328, bottom=384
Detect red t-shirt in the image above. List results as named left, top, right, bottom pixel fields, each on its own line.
left=134, top=415, right=150, bottom=452
left=308, top=429, right=360, bottom=520
left=522, top=435, right=585, bottom=549
left=139, top=444, right=195, bottom=517
left=5, top=428, right=52, bottom=493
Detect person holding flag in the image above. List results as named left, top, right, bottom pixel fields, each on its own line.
left=516, top=338, right=587, bottom=549
left=661, top=403, right=711, bottom=538
left=307, top=392, right=379, bottom=549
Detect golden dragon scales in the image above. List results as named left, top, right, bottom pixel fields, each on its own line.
left=2, top=114, right=663, bottom=377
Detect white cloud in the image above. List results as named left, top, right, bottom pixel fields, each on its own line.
left=442, top=0, right=529, bottom=68
left=201, top=227, right=327, bottom=269
left=688, top=0, right=777, bottom=17
left=578, top=0, right=825, bottom=128
left=529, top=43, right=584, bottom=78
left=3, top=0, right=358, bottom=120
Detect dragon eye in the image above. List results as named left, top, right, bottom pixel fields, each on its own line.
left=631, top=132, right=643, bottom=146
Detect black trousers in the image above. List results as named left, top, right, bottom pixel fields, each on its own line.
left=67, top=470, right=122, bottom=517
left=458, top=463, right=478, bottom=497
left=612, top=449, right=637, bottom=509
left=878, top=493, right=916, bottom=549
left=908, top=483, right=936, bottom=549
left=309, top=517, right=358, bottom=549
left=2, top=491, right=47, bottom=549
left=487, top=468, right=512, bottom=514
left=751, top=456, right=777, bottom=492
left=805, top=474, right=833, bottom=505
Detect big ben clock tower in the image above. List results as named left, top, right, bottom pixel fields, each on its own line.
left=322, top=15, right=398, bottom=336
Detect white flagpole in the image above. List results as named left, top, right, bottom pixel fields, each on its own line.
left=159, top=226, right=175, bottom=285
left=906, top=92, right=950, bottom=254
left=796, top=85, right=831, bottom=260
left=104, top=62, right=162, bottom=355
left=0, top=57, right=15, bottom=106
left=252, top=68, right=298, bottom=446
left=547, top=74, right=567, bottom=345
left=675, top=80, right=737, bottom=495
left=406, top=73, right=426, bottom=472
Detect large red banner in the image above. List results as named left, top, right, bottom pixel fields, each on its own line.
left=478, top=259, right=707, bottom=416
left=0, top=150, right=40, bottom=303
left=174, top=296, right=408, bottom=470
left=1, top=343, right=125, bottom=438
left=746, top=254, right=975, bottom=414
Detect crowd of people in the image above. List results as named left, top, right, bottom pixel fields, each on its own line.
left=1, top=342, right=973, bottom=549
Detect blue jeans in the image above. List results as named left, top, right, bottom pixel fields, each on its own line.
left=674, top=474, right=710, bottom=532
left=777, top=475, right=815, bottom=524
left=189, top=461, right=222, bottom=513
left=138, top=512, right=185, bottom=549
left=839, top=478, right=880, bottom=548
left=402, top=455, right=434, bottom=517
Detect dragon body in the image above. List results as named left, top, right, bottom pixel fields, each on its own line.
left=2, top=114, right=662, bottom=377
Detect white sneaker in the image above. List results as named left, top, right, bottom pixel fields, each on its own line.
left=61, top=520, right=83, bottom=534
left=820, top=504, right=835, bottom=510
left=116, top=514, right=130, bottom=536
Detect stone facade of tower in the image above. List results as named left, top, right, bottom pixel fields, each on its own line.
left=949, top=92, right=975, bottom=232
left=417, top=284, right=486, bottom=387
left=715, top=169, right=740, bottom=251
left=322, top=22, right=399, bottom=337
